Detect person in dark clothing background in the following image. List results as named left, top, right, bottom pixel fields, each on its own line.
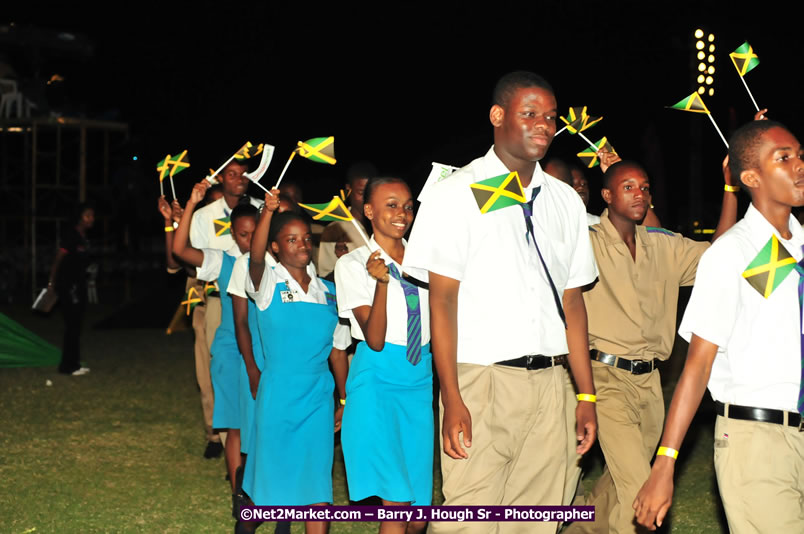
left=48, top=202, right=95, bottom=375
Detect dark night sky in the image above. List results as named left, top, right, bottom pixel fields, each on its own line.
left=6, top=1, right=804, bottom=229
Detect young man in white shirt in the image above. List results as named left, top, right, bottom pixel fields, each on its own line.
left=404, top=71, right=599, bottom=533
left=634, top=120, right=804, bottom=532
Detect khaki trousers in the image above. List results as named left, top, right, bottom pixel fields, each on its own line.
left=189, top=277, right=222, bottom=444
left=714, top=413, right=804, bottom=533
left=566, top=362, right=664, bottom=534
left=429, top=363, right=566, bottom=534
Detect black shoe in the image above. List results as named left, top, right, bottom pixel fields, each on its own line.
left=232, top=466, right=246, bottom=519
left=203, top=440, right=223, bottom=459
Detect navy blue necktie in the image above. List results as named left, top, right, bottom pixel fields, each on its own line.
left=521, top=186, right=567, bottom=328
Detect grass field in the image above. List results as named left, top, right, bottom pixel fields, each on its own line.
left=0, top=302, right=728, bottom=533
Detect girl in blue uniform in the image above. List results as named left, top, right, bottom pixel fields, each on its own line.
left=334, top=177, right=433, bottom=534
left=174, top=180, right=271, bottom=495
left=243, top=204, right=349, bottom=534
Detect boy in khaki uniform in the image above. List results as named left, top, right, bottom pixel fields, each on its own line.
left=566, top=159, right=737, bottom=534
left=635, top=121, right=804, bottom=532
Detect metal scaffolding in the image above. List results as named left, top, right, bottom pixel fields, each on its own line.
left=0, top=116, right=129, bottom=300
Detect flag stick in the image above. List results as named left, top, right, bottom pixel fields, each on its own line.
left=169, top=175, right=177, bottom=200
left=159, top=178, right=164, bottom=197
left=273, top=150, right=297, bottom=190
left=555, top=125, right=567, bottom=136
left=739, top=76, right=760, bottom=112
left=707, top=113, right=730, bottom=148
left=577, top=131, right=600, bottom=152
left=205, top=155, right=235, bottom=183
left=350, top=217, right=374, bottom=250
left=249, top=179, right=270, bottom=194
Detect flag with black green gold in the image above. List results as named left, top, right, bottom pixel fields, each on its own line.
left=298, top=196, right=353, bottom=222
left=742, top=234, right=796, bottom=298
left=730, top=42, right=760, bottom=77
left=469, top=171, right=527, bottom=214
left=577, top=138, right=616, bottom=168
left=297, top=136, right=336, bottom=165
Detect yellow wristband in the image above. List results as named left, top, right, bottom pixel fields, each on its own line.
left=339, top=398, right=346, bottom=406
left=657, top=446, right=678, bottom=459
left=724, top=184, right=740, bottom=193
left=164, top=226, right=175, bottom=232
left=576, top=393, right=596, bottom=403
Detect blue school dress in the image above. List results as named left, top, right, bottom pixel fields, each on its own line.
left=243, top=271, right=339, bottom=505
left=238, top=296, right=263, bottom=454
left=209, top=252, right=241, bottom=430
left=342, top=341, right=433, bottom=505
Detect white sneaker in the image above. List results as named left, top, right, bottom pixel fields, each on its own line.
left=71, top=367, right=90, bottom=376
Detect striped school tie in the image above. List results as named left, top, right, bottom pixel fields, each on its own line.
left=521, top=186, right=567, bottom=328
left=388, top=263, right=422, bottom=366
left=796, top=246, right=804, bottom=412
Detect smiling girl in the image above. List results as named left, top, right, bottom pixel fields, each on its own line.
left=335, top=177, right=433, bottom=534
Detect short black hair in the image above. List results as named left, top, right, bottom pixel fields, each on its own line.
left=268, top=212, right=310, bottom=244
left=728, top=120, right=788, bottom=179
left=602, top=160, right=648, bottom=189
left=364, top=176, right=410, bottom=204
left=230, top=203, right=258, bottom=226
left=346, top=161, right=377, bottom=186
left=492, top=71, right=554, bottom=108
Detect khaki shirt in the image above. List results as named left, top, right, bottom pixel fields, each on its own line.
left=584, top=209, right=709, bottom=361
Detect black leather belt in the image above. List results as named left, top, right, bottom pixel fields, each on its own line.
left=495, top=354, right=567, bottom=370
left=715, top=401, right=803, bottom=431
left=592, top=350, right=656, bottom=375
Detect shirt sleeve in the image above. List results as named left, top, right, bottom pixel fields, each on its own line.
left=678, top=242, right=740, bottom=348
left=334, top=252, right=373, bottom=318
left=246, top=263, right=278, bottom=311
left=565, top=195, right=599, bottom=289
left=403, top=179, right=471, bottom=281
left=189, top=209, right=207, bottom=250
left=227, top=255, right=248, bottom=298
left=332, top=322, right=352, bottom=350
left=674, top=236, right=710, bottom=287
left=196, top=249, right=223, bottom=281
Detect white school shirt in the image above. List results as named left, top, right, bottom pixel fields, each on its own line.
left=334, top=237, right=431, bottom=346
left=228, top=252, right=278, bottom=299
left=403, top=146, right=598, bottom=364
left=189, top=196, right=263, bottom=251
left=196, top=244, right=242, bottom=282
left=678, top=204, right=804, bottom=412
left=246, top=262, right=351, bottom=350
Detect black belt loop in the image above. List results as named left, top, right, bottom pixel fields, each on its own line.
left=591, top=350, right=656, bottom=375
left=495, top=354, right=568, bottom=370
left=715, top=401, right=803, bottom=431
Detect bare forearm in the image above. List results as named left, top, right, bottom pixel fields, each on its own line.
left=356, top=283, right=389, bottom=351
left=329, top=348, right=349, bottom=399
left=712, top=190, right=738, bottom=242
left=563, top=287, right=595, bottom=395
left=249, top=209, right=274, bottom=289
left=173, top=200, right=204, bottom=267
left=429, top=273, right=461, bottom=404
left=658, top=335, right=716, bottom=451
left=163, top=223, right=181, bottom=270
left=233, top=297, right=258, bottom=371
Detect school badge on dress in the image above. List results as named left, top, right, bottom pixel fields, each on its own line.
left=742, top=234, right=796, bottom=298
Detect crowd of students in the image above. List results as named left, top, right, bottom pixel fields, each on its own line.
left=106, top=70, right=802, bottom=533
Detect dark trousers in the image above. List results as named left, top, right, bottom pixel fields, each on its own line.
left=58, top=288, right=86, bottom=373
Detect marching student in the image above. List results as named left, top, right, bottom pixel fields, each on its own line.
left=242, top=200, right=350, bottom=534
left=335, top=177, right=432, bottom=534
left=635, top=120, right=804, bottom=532
left=173, top=180, right=265, bottom=498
